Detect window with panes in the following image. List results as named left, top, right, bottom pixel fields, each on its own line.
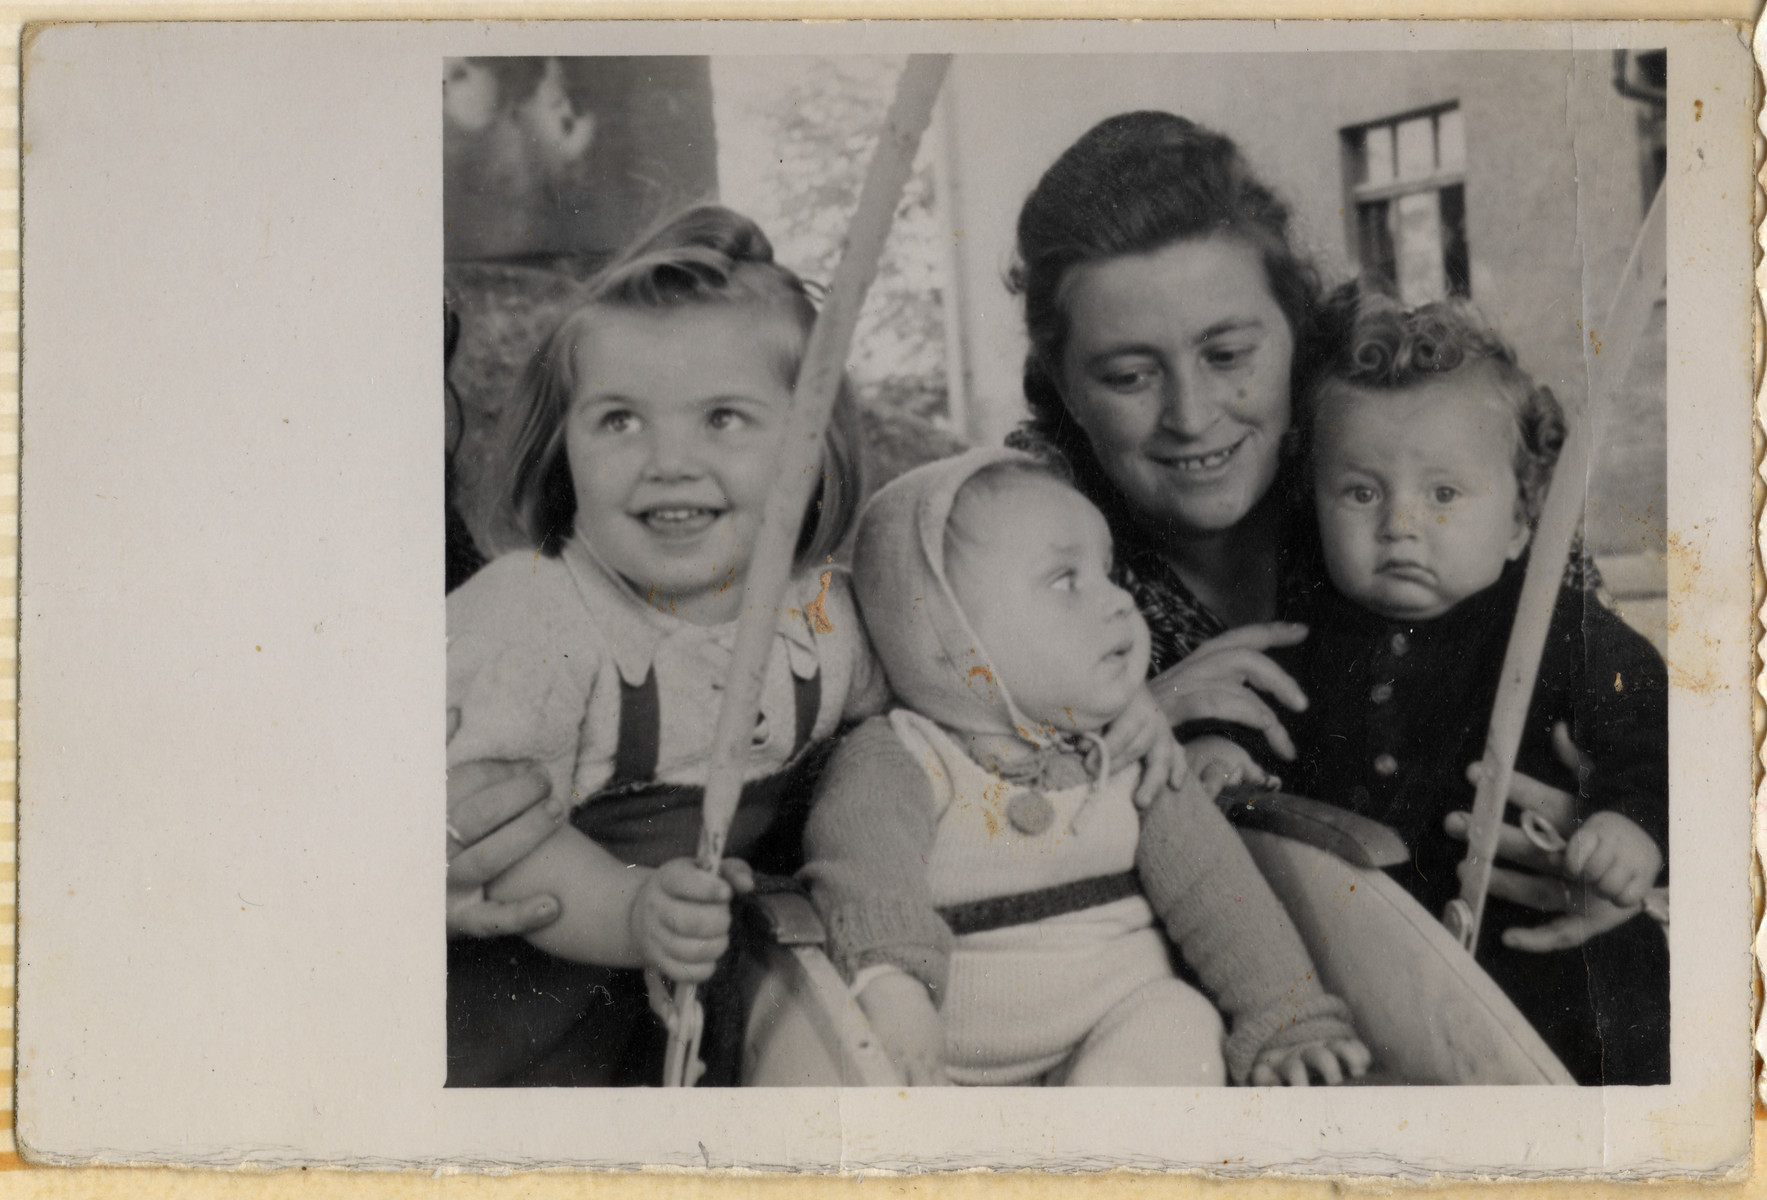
left=1342, top=106, right=1469, bottom=304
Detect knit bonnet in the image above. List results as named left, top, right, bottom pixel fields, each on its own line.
left=852, top=447, right=1055, bottom=747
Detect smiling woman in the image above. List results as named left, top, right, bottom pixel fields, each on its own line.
left=1054, top=237, right=1296, bottom=557
left=1008, top=111, right=1333, bottom=688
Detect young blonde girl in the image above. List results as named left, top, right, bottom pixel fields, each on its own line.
left=444, top=205, right=886, bottom=1087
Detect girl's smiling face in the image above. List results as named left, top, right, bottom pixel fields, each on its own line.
left=566, top=304, right=796, bottom=624
left=1057, top=235, right=1295, bottom=541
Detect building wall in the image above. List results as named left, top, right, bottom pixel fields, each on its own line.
left=938, top=51, right=1663, bottom=574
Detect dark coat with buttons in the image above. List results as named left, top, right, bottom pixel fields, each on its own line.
left=1190, top=557, right=1670, bottom=1085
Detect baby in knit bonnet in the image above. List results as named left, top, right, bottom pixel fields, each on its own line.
left=802, top=447, right=1370, bottom=1086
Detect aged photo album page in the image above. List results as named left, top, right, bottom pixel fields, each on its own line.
left=16, top=17, right=1757, bottom=1175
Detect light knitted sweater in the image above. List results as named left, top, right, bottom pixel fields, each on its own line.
left=448, top=539, right=887, bottom=814
left=801, top=448, right=1358, bottom=1084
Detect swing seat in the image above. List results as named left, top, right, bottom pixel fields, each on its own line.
left=1236, top=828, right=1574, bottom=1085
left=739, top=889, right=906, bottom=1086
left=738, top=806, right=1575, bottom=1087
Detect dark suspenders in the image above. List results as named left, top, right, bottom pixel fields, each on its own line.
left=604, top=665, right=822, bottom=791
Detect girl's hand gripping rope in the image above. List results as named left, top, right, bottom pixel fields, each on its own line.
left=629, top=857, right=755, bottom=983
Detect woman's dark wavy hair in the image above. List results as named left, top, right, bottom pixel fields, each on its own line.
left=1007, top=112, right=1331, bottom=518
left=492, top=204, right=863, bottom=564
left=1306, top=283, right=1566, bottom=525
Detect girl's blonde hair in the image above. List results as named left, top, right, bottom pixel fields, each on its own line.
left=493, top=204, right=864, bottom=567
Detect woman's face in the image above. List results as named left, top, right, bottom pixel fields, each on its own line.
left=1057, top=235, right=1295, bottom=540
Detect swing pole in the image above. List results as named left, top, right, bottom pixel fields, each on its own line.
left=661, top=55, right=952, bottom=1088
left=1450, top=182, right=1667, bottom=955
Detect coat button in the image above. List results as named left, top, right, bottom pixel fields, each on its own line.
left=1006, top=791, right=1055, bottom=835
left=1373, top=753, right=1399, bottom=777
left=1370, top=682, right=1394, bottom=704
left=1389, top=632, right=1410, bottom=657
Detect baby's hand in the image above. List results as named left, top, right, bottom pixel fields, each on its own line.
left=1183, top=734, right=1279, bottom=794
left=1250, top=1037, right=1372, bottom=1087
left=628, top=857, right=755, bottom=983
left=855, top=970, right=949, bottom=1086
left=1563, top=811, right=1663, bottom=908
left=1103, top=687, right=1190, bottom=809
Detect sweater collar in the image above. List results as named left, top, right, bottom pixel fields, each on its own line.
left=559, top=537, right=820, bottom=687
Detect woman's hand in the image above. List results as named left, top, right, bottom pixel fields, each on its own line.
left=1102, top=687, right=1191, bottom=808
left=446, top=707, right=569, bottom=939
left=1249, top=1037, right=1372, bottom=1087
left=1446, top=722, right=1663, bottom=953
left=1147, top=623, right=1310, bottom=761
left=628, top=857, right=755, bottom=983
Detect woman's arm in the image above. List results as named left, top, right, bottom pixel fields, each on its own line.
left=445, top=701, right=569, bottom=939
left=446, top=756, right=566, bottom=939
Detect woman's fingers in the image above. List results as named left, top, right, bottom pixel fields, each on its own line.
left=448, top=802, right=567, bottom=888
left=1252, top=708, right=1297, bottom=763
left=1226, top=653, right=1310, bottom=714
left=448, top=759, right=555, bottom=848
left=1499, top=903, right=1634, bottom=954
left=1282, top=1055, right=1310, bottom=1088
left=1153, top=647, right=1309, bottom=715
left=1470, top=863, right=1576, bottom=913
left=448, top=892, right=560, bottom=940
left=1465, top=760, right=1577, bottom=833
left=1171, top=687, right=1297, bottom=761
left=1249, top=1063, right=1278, bottom=1087
left=1182, top=621, right=1310, bottom=656
left=1442, top=811, right=1562, bottom=875
left=1500, top=915, right=1597, bottom=954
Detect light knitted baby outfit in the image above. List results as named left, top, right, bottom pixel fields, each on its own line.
left=803, top=447, right=1359, bottom=1085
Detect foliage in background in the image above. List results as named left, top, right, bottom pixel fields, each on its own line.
left=713, top=56, right=950, bottom=424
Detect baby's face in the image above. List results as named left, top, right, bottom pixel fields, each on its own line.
left=1313, top=376, right=1531, bottom=621
left=946, top=475, right=1152, bottom=733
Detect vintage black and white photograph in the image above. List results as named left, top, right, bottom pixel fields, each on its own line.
left=17, top=19, right=1754, bottom=1176
left=442, top=47, right=1675, bottom=1092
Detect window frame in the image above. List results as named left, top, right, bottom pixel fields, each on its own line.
left=1341, top=102, right=1471, bottom=301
